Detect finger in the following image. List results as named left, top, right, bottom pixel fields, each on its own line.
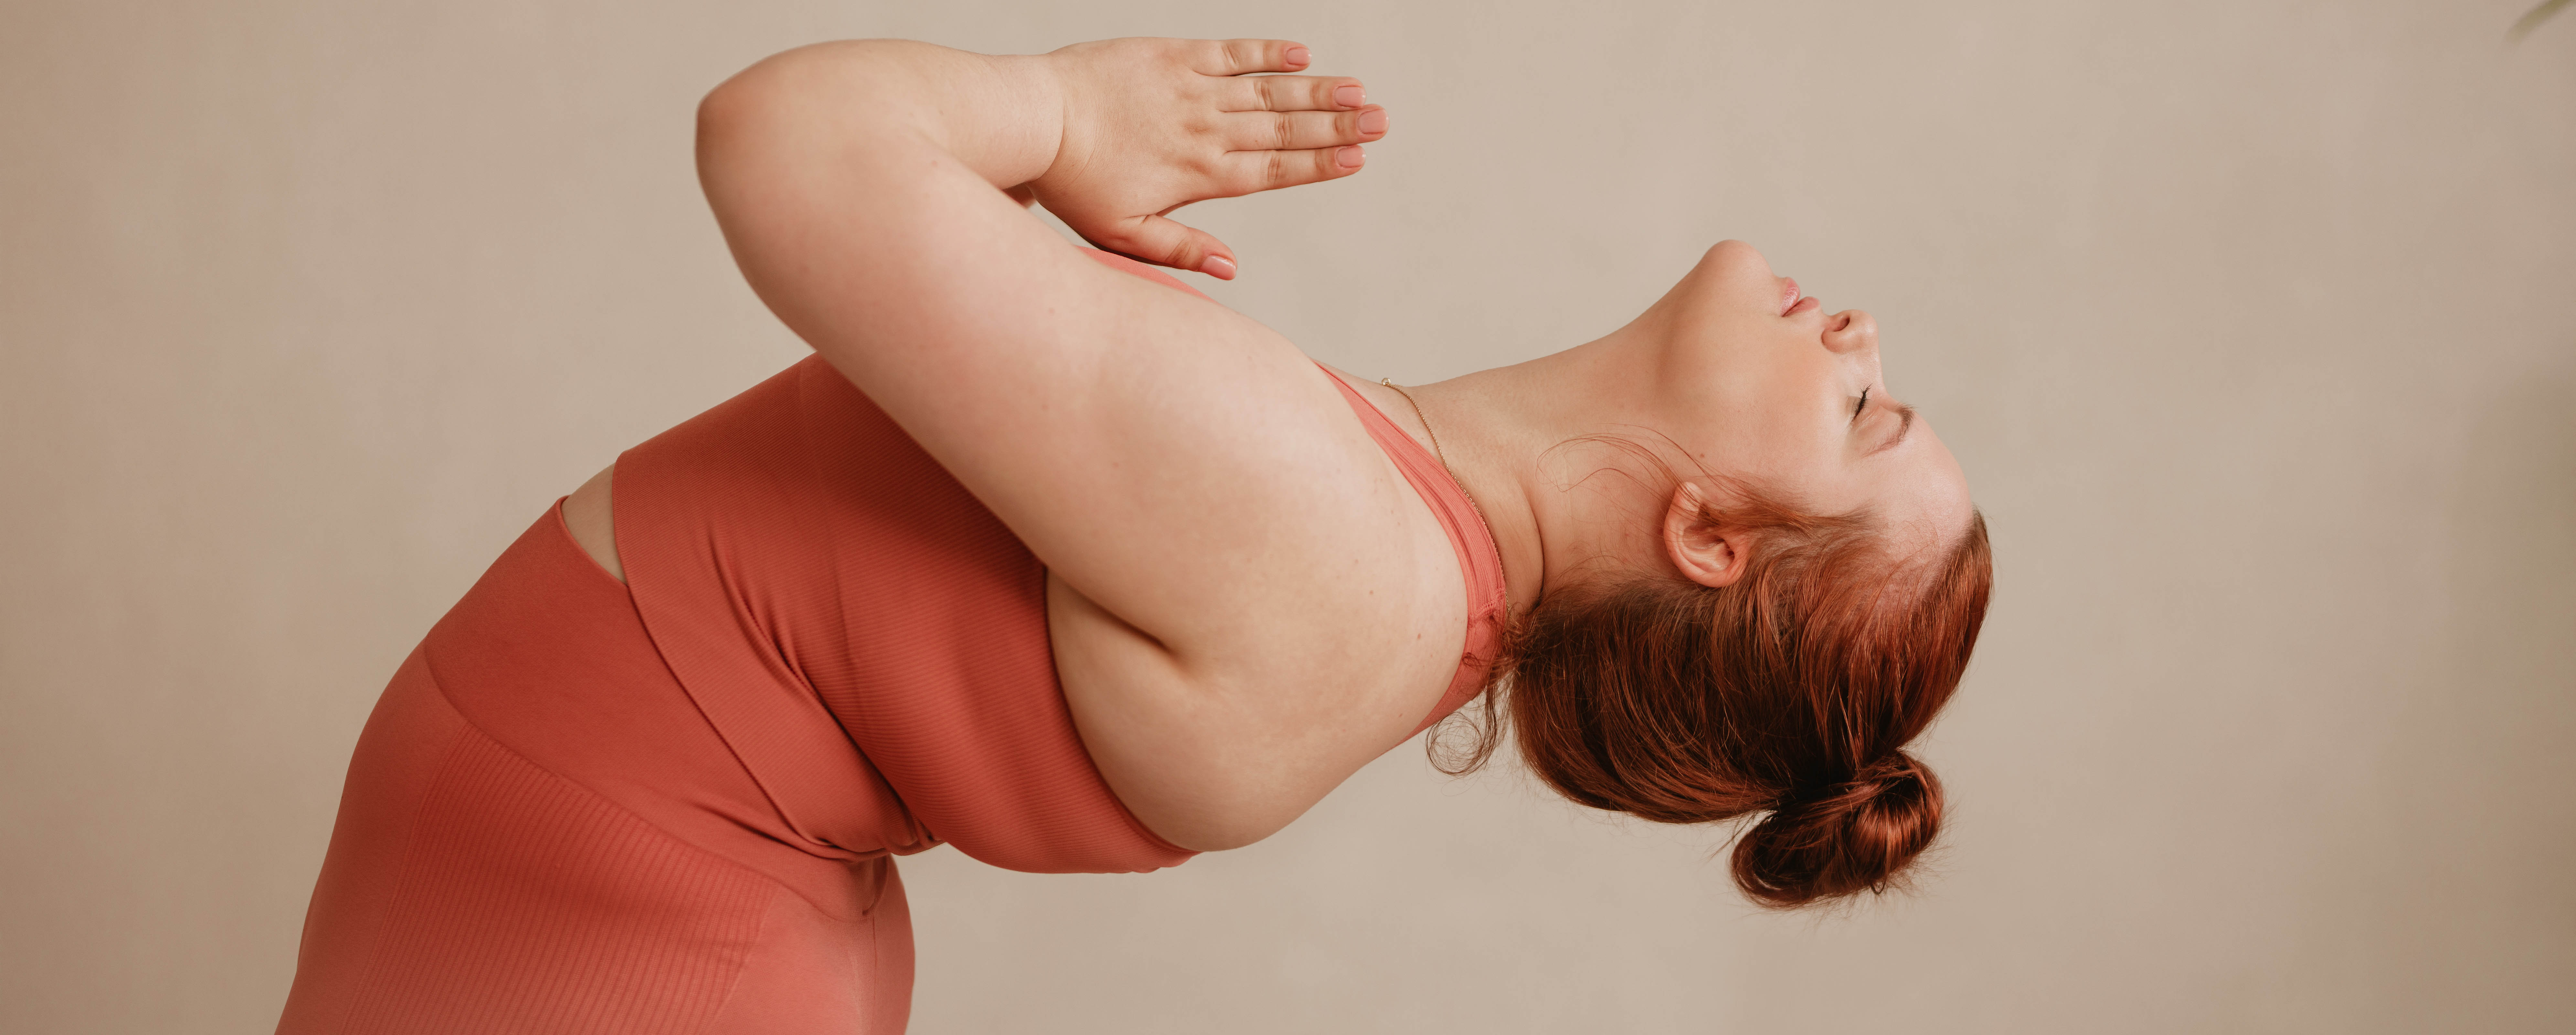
left=1220, top=105, right=1389, bottom=152
left=1220, top=144, right=1367, bottom=197
left=1083, top=213, right=1239, bottom=280
left=1188, top=38, right=1313, bottom=77
left=1218, top=74, right=1369, bottom=113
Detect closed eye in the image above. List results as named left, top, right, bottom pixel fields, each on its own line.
left=1852, top=388, right=1870, bottom=424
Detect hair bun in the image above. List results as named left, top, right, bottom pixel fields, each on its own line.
left=1730, top=751, right=1944, bottom=909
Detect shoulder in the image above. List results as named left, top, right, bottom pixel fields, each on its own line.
left=1046, top=361, right=1475, bottom=851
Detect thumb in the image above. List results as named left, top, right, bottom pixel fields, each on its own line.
left=1080, top=213, right=1239, bottom=280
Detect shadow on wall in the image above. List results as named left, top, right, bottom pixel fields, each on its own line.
left=2440, top=365, right=2576, bottom=751
left=2344, top=363, right=2576, bottom=1029
left=2512, top=0, right=2575, bottom=41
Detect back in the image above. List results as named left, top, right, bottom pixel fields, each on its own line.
left=617, top=352, right=1192, bottom=873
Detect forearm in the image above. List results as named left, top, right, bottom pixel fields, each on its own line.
left=696, top=40, right=1061, bottom=202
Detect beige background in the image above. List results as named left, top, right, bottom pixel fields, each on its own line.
left=5, top=0, right=2572, bottom=1031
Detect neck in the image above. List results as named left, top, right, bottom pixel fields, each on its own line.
left=1396, top=323, right=1669, bottom=622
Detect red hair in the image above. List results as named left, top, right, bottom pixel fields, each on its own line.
left=1435, top=482, right=1992, bottom=909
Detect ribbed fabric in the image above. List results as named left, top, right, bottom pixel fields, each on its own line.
left=612, top=308, right=1203, bottom=875
left=278, top=509, right=910, bottom=1034
left=277, top=246, right=1507, bottom=1033
left=336, top=726, right=771, bottom=1034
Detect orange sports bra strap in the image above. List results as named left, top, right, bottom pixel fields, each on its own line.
left=1312, top=365, right=1511, bottom=735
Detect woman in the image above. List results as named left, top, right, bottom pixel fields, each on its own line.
left=276, top=36, right=1989, bottom=1033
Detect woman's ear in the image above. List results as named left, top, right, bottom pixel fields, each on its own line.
left=1664, top=482, right=1750, bottom=588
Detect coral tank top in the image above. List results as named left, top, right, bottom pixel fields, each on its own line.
left=609, top=248, right=1508, bottom=875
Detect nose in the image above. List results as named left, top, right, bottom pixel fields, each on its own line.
left=1822, top=309, right=1878, bottom=356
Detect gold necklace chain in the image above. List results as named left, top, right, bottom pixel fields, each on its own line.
left=1381, top=378, right=1508, bottom=616
left=1379, top=379, right=1453, bottom=468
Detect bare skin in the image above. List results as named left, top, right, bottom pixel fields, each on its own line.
left=565, top=37, right=1971, bottom=853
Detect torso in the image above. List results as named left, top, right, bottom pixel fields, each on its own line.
left=559, top=361, right=1482, bottom=849
left=562, top=242, right=1495, bottom=850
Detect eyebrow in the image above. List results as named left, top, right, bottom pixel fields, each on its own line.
left=1863, top=402, right=1916, bottom=458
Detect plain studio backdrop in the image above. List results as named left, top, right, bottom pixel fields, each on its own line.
left=4, top=1, right=2571, bottom=1032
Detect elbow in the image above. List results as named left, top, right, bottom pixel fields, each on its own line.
left=694, top=61, right=778, bottom=176
left=695, top=41, right=906, bottom=158
left=693, top=45, right=833, bottom=179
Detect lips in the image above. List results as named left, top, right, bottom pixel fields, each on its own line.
left=1780, top=278, right=1818, bottom=316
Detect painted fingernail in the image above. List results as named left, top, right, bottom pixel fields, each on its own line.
left=1199, top=254, right=1237, bottom=279
left=1332, top=84, right=1365, bottom=108
left=1357, top=108, right=1388, bottom=136
left=1336, top=145, right=1366, bottom=169
left=1284, top=46, right=1310, bottom=68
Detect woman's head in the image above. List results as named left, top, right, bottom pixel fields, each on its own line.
left=1470, top=488, right=1990, bottom=908
left=1444, top=240, right=1990, bottom=908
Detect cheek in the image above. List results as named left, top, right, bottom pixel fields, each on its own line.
left=1683, top=398, right=1842, bottom=495
left=1734, top=360, right=1846, bottom=463
left=1672, top=319, right=1847, bottom=488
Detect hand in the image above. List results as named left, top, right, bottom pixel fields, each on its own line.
left=1027, top=38, right=1389, bottom=279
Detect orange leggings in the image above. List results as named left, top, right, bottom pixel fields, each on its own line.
left=275, top=507, right=914, bottom=1033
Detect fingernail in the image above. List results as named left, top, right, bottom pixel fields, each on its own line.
left=1199, top=254, right=1237, bottom=279
left=1336, top=145, right=1366, bottom=169
left=1357, top=108, right=1388, bottom=136
left=1332, top=84, right=1365, bottom=108
left=1284, top=46, right=1310, bottom=68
